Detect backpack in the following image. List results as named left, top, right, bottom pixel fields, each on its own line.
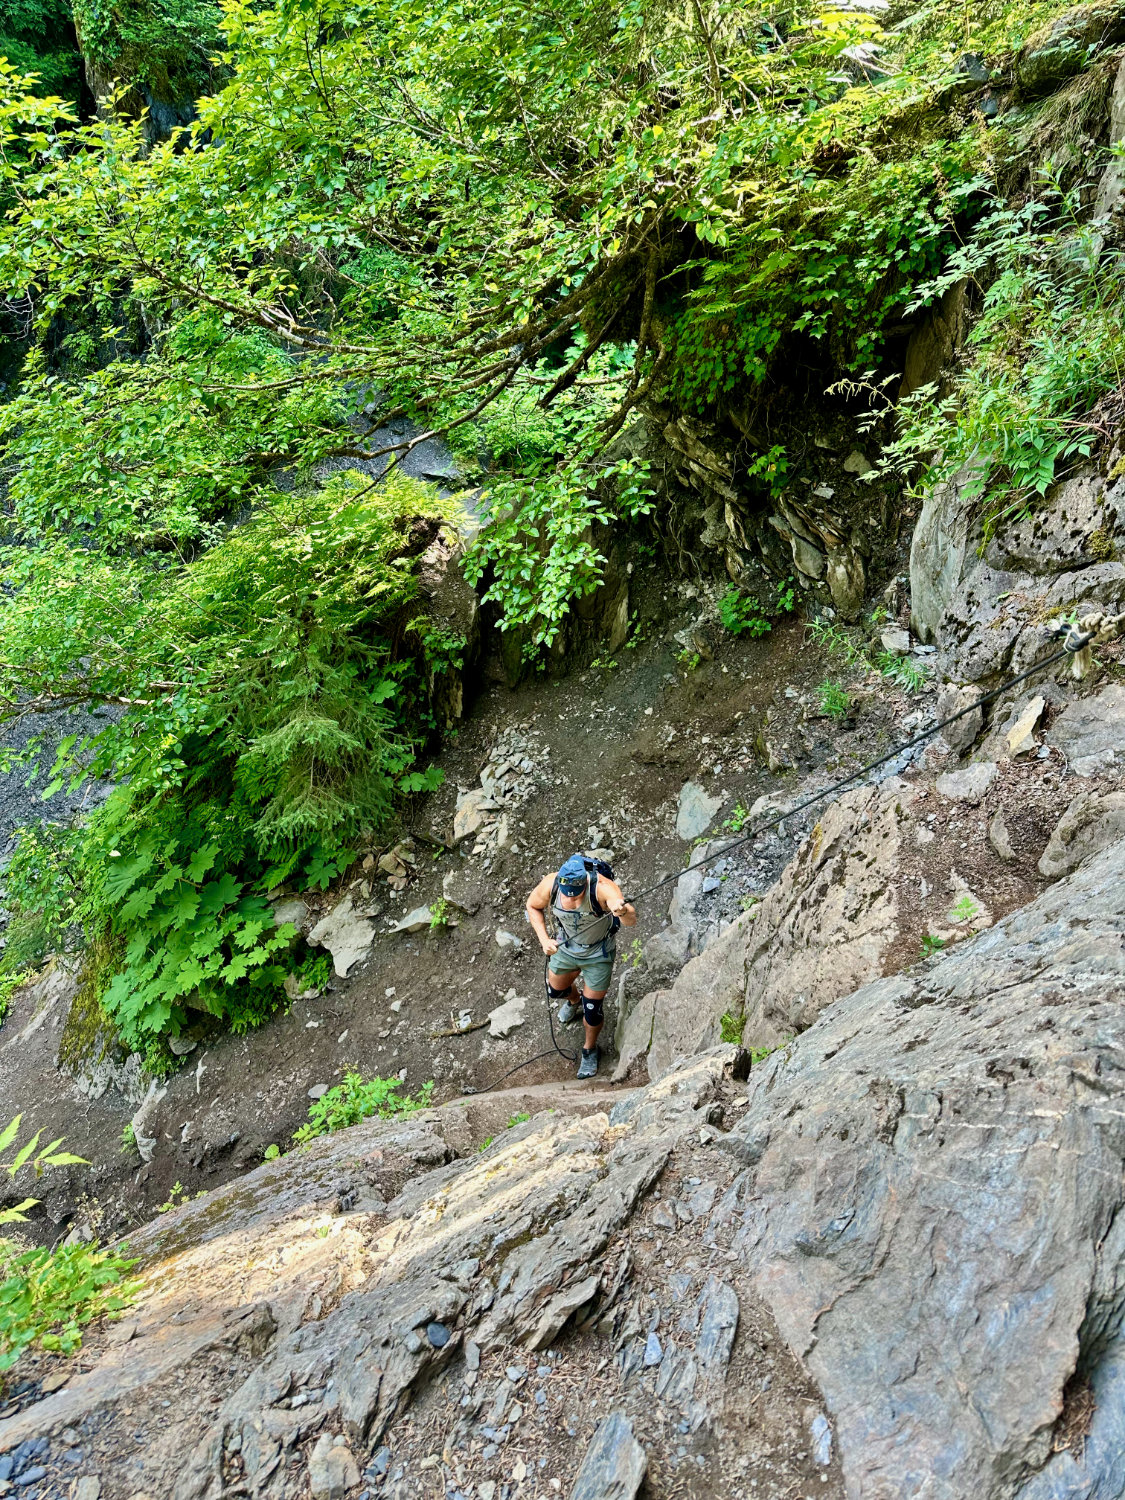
left=550, top=855, right=620, bottom=933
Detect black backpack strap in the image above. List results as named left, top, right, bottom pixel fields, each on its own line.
left=585, top=860, right=605, bottom=918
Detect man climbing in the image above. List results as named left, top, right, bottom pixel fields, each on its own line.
left=525, top=855, right=637, bottom=1079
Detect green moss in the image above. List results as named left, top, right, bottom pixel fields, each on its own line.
left=57, top=935, right=120, bottom=1071
left=1088, top=525, right=1117, bottom=562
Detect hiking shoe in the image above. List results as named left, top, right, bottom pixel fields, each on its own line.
left=557, top=998, right=582, bottom=1026
left=577, top=1047, right=599, bottom=1080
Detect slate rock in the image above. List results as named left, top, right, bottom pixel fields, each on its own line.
left=1038, top=792, right=1125, bottom=879
left=935, top=761, right=998, bottom=805
left=442, top=868, right=483, bottom=915
left=811, top=1412, right=833, bottom=1466
left=729, top=836, right=1125, bottom=1499
left=880, top=627, right=911, bottom=657
left=308, top=1434, right=361, bottom=1499
left=697, top=1279, right=739, bottom=1374
left=568, top=1411, right=647, bottom=1500
left=74, top=1482, right=101, bottom=1500
left=308, top=895, right=375, bottom=977
left=389, top=905, right=433, bottom=935
left=989, top=811, right=1017, bottom=863
left=488, top=992, right=527, bottom=1038
left=676, top=781, right=723, bottom=841
left=1005, top=696, right=1045, bottom=758
left=934, top=683, right=983, bottom=754
left=453, top=788, right=498, bottom=843
left=1048, top=684, right=1125, bottom=776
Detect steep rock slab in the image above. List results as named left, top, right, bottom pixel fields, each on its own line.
left=640, top=779, right=923, bottom=1076
left=726, top=836, right=1125, bottom=1499
left=0, top=1050, right=737, bottom=1497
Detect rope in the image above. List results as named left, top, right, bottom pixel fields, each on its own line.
left=622, top=626, right=1093, bottom=906
left=473, top=954, right=578, bottom=1093
left=473, top=619, right=1108, bottom=1093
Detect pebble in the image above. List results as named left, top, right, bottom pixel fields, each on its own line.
left=13, top=1469, right=47, bottom=1488
left=535, top=1390, right=547, bottom=1406
left=643, top=1331, right=663, bottom=1366
left=308, top=1084, right=329, bottom=1100
left=506, top=1365, right=526, bottom=1383
left=426, top=1322, right=450, bottom=1348
left=465, top=1340, right=481, bottom=1371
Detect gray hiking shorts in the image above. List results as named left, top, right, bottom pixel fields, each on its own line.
left=549, top=943, right=615, bottom=994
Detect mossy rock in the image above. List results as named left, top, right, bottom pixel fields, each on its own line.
left=1017, top=0, right=1125, bottom=97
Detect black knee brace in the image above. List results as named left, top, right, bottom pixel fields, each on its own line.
left=582, top=994, right=604, bottom=1027
left=547, top=982, right=572, bottom=1000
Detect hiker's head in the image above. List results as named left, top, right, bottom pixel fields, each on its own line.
left=557, top=856, right=587, bottom=898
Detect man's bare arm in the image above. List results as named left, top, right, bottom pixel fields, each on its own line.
left=526, top=875, right=558, bottom=954
left=600, top=877, right=637, bottom=927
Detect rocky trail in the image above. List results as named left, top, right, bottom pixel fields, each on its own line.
left=0, top=568, right=948, bottom=1243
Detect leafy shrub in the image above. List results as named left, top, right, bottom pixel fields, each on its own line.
left=920, top=933, right=947, bottom=959
left=0, top=470, right=461, bottom=1050
left=293, top=1072, right=434, bottom=1144
left=0, top=1238, right=140, bottom=1373
left=720, top=1011, right=744, bottom=1045
left=883, top=188, right=1122, bottom=543
left=718, top=588, right=771, bottom=637
left=722, top=803, right=751, bottom=833
left=1, top=1115, right=88, bottom=1226
left=818, top=681, right=852, bottom=720
left=0, top=1114, right=132, bottom=1376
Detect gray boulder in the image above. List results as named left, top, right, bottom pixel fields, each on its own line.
left=727, top=833, right=1125, bottom=1499
left=676, top=780, right=723, bottom=841
left=935, top=760, right=998, bottom=804
left=1039, top=790, right=1125, bottom=878
left=1047, top=683, right=1125, bottom=776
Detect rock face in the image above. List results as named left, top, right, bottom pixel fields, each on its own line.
left=1047, top=682, right=1125, bottom=776
left=726, top=834, right=1125, bottom=1500
left=910, top=461, right=1125, bottom=678
left=1038, top=790, right=1125, bottom=877
left=638, top=780, right=924, bottom=1073
left=1016, top=1, right=1125, bottom=96
left=9, top=834, right=1125, bottom=1498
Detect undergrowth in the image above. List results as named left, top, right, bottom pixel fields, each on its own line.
left=0, top=1114, right=137, bottom=1377
left=882, top=183, right=1125, bottom=543
left=293, top=1072, right=435, bottom=1145
left=0, top=1238, right=140, bottom=1374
